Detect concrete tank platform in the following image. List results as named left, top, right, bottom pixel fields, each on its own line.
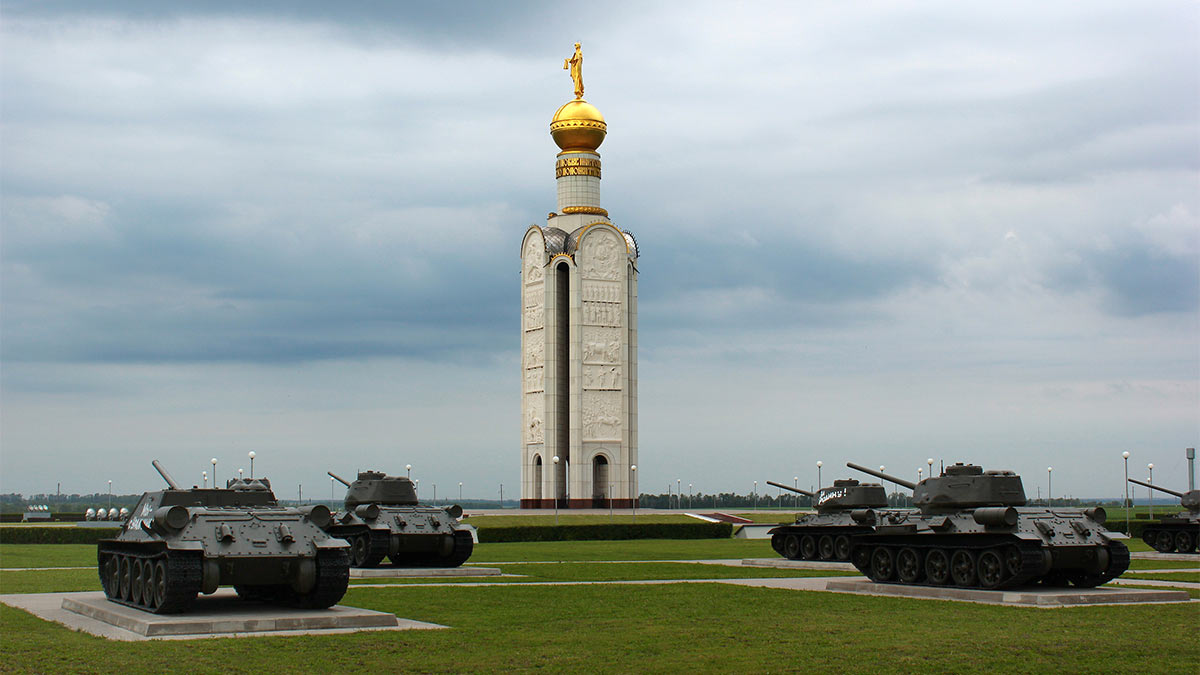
left=741, top=558, right=855, bottom=571
left=349, top=566, right=502, bottom=579
left=0, top=590, right=444, bottom=641
left=1131, top=551, right=1200, bottom=562
left=822, top=579, right=1193, bottom=607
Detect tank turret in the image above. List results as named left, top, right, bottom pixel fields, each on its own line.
left=97, top=460, right=350, bottom=614
left=331, top=470, right=418, bottom=509
left=1127, top=477, right=1199, bottom=553
left=841, top=460, right=1127, bottom=589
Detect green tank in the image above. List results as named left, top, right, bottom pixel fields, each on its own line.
left=844, top=462, right=1128, bottom=590
left=766, top=479, right=897, bottom=561
left=1127, top=478, right=1199, bottom=554
left=97, top=460, right=350, bottom=613
left=326, top=470, right=474, bottom=568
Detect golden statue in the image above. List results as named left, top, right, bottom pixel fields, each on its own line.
left=563, top=42, right=584, bottom=99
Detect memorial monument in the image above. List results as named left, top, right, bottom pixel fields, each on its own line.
left=520, top=44, right=639, bottom=508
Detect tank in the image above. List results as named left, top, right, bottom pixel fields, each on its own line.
left=325, top=470, right=474, bottom=568
left=765, top=479, right=897, bottom=561
left=843, top=462, right=1128, bottom=589
left=97, top=460, right=350, bottom=613
left=1127, top=478, right=1199, bottom=553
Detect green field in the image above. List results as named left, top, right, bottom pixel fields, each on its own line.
left=1, top=539, right=1196, bottom=673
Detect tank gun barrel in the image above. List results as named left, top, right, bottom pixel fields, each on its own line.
left=1127, top=477, right=1183, bottom=498
left=152, top=460, right=180, bottom=490
left=846, top=462, right=916, bottom=490
left=327, top=471, right=351, bottom=487
left=766, top=480, right=814, bottom=497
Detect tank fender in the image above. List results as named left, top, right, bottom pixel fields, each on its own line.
left=168, top=540, right=205, bottom=551
left=315, top=537, right=350, bottom=549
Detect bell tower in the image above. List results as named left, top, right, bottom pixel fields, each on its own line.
left=520, top=44, right=639, bottom=508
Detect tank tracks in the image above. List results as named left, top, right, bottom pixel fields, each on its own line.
left=388, top=529, right=475, bottom=568
left=1142, top=524, right=1199, bottom=554
left=770, top=526, right=873, bottom=562
left=233, top=549, right=350, bottom=609
left=851, top=536, right=1072, bottom=590
left=1044, top=541, right=1130, bottom=588
left=97, top=544, right=201, bottom=614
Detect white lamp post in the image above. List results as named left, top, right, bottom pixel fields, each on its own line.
left=631, top=465, right=637, bottom=521
left=689, top=483, right=693, bottom=510
left=552, top=456, right=560, bottom=525
left=880, top=466, right=888, bottom=504
left=331, top=476, right=335, bottom=500
left=107, top=480, right=112, bottom=509
left=1147, top=463, right=1154, bottom=519
left=459, top=482, right=463, bottom=502
left=248, top=451, right=256, bottom=479
left=753, top=480, right=758, bottom=511
left=406, top=464, right=412, bottom=478
left=238, top=468, right=243, bottom=481
left=1046, top=467, right=1053, bottom=506
left=433, top=484, right=437, bottom=505
left=1122, top=451, right=1130, bottom=533
left=793, top=476, right=799, bottom=509
left=211, top=458, right=218, bottom=487
left=202, top=471, right=207, bottom=488
left=816, top=461, right=823, bottom=490
left=677, top=479, right=681, bottom=510
left=927, top=458, right=934, bottom=478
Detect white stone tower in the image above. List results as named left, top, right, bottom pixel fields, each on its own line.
left=520, top=45, right=639, bottom=508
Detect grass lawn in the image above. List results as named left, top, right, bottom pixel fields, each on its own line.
left=2, top=538, right=1196, bottom=673
left=1120, top=571, right=1200, bottom=583
left=463, top=513, right=699, bottom=528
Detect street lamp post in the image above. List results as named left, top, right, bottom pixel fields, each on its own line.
left=552, top=456, right=560, bottom=525
left=202, top=471, right=207, bottom=489
left=459, top=482, right=463, bottom=502
left=676, top=479, right=681, bottom=510
left=331, top=476, right=335, bottom=500
left=433, top=484, right=437, bottom=505
left=630, top=465, right=637, bottom=521
left=753, top=481, right=758, bottom=511
left=927, top=458, right=934, bottom=479
left=880, top=466, right=888, bottom=505
left=107, top=480, right=112, bottom=509
left=211, top=458, right=218, bottom=487
left=406, top=464, right=412, bottom=478
left=689, top=483, right=693, bottom=510
left=1122, top=451, right=1130, bottom=533
left=816, top=461, right=823, bottom=490
left=793, top=476, right=799, bottom=509
left=1046, top=467, right=1053, bottom=506
left=248, top=451, right=256, bottom=479
left=1148, top=463, right=1154, bottom=519
left=238, top=468, right=243, bottom=481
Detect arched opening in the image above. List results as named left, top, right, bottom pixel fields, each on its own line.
left=555, top=261, right=571, bottom=506
left=533, top=455, right=543, bottom=502
left=592, top=455, right=610, bottom=506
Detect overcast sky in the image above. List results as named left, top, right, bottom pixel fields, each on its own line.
left=2, top=1, right=1197, bottom=502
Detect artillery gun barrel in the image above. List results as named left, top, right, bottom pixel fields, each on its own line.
left=152, top=460, right=181, bottom=490
left=766, top=480, right=814, bottom=497
left=327, top=471, right=351, bottom=487
left=1127, top=477, right=1183, bottom=498
left=846, top=462, right=917, bottom=490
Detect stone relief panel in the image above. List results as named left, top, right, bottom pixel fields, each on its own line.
left=582, top=390, right=622, bottom=441
left=524, top=294, right=544, bottom=331
left=524, top=329, right=544, bottom=368
left=582, top=301, right=621, bottom=327
left=578, top=228, right=622, bottom=281
left=582, top=326, right=621, bottom=364
left=581, top=280, right=621, bottom=303
left=524, top=396, right=545, bottom=444
left=583, top=364, right=621, bottom=390
left=524, top=367, right=544, bottom=393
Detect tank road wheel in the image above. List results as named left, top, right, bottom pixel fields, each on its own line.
left=924, top=549, right=950, bottom=585
left=896, top=547, right=923, bottom=583
left=800, top=535, right=818, bottom=560
left=771, top=533, right=785, bottom=554
left=950, top=549, right=978, bottom=587
left=782, top=535, right=802, bottom=560
left=348, top=533, right=371, bottom=567
left=977, top=550, right=1004, bottom=589
left=130, top=559, right=146, bottom=606
left=1174, top=531, right=1195, bottom=554
left=869, top=547, right=895, bottom=582
left=102, top=555, right=120, bottom=598
left=834, top=535, right=852, bottom=561
left=147, top=559, right=167, bottom=610
left=1154, top=530, right=1176, bottom=553
left=851, top=546, right=872, bottom=573
left=818, top=535, right=835, bottom=561
left=1003, top=545, right=1024, bottom=577
left=118, top=556, right=132, bottom=600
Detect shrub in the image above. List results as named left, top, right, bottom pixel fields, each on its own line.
left=477, top=522, right=732, bottom=543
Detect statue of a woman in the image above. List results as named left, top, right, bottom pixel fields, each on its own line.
left=563, top=42, right=584, bottom=99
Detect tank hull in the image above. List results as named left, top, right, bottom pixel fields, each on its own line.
left=847, top=508, right=1129, bottom=590
left=326, top=506, right=474, bottom=568
left=1141, top=515, right=1200, bottom=554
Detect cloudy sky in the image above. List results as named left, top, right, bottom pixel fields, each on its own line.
left=2, top=1, right=1197, bottom=501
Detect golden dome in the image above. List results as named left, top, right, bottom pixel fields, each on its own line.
left=550, top=99, right=606, bottom=153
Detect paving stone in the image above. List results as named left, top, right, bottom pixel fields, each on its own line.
left=822, top=579, right=1193, bottom=606
left=741, top=558, right=855, bottom=571
left=349, top=566, right=502, bottom=578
